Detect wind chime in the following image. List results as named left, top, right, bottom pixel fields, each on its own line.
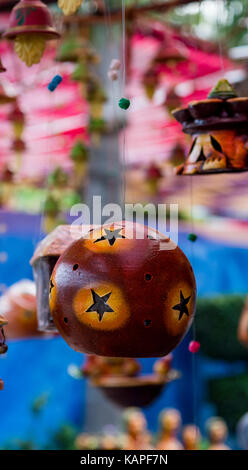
left=3, top=0, right=60, bottom=67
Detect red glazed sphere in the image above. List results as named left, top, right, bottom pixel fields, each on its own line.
left=49, top=222, right=196, bottom=357
left=3, top=0, right=60, bottom=39
left=188, top=340, right=200, bottom=354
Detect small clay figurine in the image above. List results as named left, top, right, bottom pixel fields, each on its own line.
left=157, top=408, right=183, bottom=450
left=182, top=424, right=201, bottom=450
left=206, top=417, right=230, bottom=450
left=153, top=354, right=173, bottom=377
left=121, top=408, right=153, bottom=450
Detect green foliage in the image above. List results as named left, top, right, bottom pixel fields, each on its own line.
left=52, top=424, right=77, bottom=450
left=195, top=295, right=247, bottom=361
left=208, top=373, right=248, bottom=431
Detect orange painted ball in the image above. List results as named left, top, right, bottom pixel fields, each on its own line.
left=49, top=222, right=196, bottom=357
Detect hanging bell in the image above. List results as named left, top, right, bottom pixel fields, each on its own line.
left=3, top=0, right=60, bottom=67
left=172, top=79, right=248, bottom=174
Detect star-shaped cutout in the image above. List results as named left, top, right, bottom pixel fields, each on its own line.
left=86, top=289, right=114, bottom=321
left=172, top=290, right=191, bottom=321
left=49, top=279, right=54, bottom=294
left=94, top=228, right=125, bottom=246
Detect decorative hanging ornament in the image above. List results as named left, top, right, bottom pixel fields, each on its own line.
left=48, top=221, right=196, bottom=357
left=172, top=79, right=248, bottom=174
left=3, top=0, right=60, bottom=67
left=8, top=102, right=25, bottom=139
left=58, top=0, right=83, bottom=16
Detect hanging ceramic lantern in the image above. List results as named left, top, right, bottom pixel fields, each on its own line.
left=49, top=221, right=196, bottom=357
left=0, top=280, right=43, bottom=339
left=3, top=0, right=60, bottom=67
left=172, top=79, right=248, bottom=174
left=30, top=224, right=89, bottom=332
left=58, top=0, right=83, bottom=16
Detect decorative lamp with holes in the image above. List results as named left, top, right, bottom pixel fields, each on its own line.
left=49, top=221, right=196, bottom=357
left=172, top=79, right=248, bottom=174
left=3, top=0, right=60, bottom=67
left=30, top=225, right=91, bottom=332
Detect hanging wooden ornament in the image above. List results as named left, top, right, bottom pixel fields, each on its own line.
left=3, top=0, right=60, bottom=67
left=172, top=79, right=248, bottom=174
left=58, top=0, right=83, bottom=16
left=49, top=221, right=196, bottom=357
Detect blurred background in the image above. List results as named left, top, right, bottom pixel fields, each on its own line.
left=1, top=0, right=248, bottom=450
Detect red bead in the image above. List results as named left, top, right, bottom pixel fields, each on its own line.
left=188, top=340, right=200, bottom=353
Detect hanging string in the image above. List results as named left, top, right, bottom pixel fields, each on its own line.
left=188, top=0, right=204, bottom=435
left=102, top=0, right=122, bottom=208
left=121, top=0, right=127, bottom=209
left=217, top=0, right=225, bottom=72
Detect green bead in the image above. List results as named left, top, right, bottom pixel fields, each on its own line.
left=188, top=233, right=197, bottom=242
left=119, top=97, right=130, bottom=110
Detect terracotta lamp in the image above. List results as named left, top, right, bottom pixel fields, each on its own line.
left=0, top=280, right=42, bottom=340
left=3, top=0, right=60, bottom=67
left=49, top=221, right=196, bottom=357
left=172, top=79, right=248, bottom=174
left=30, top=224, right=88, bottom=332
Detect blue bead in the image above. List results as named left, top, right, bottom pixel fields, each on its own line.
left=48, top=75, right=63, bottom=92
